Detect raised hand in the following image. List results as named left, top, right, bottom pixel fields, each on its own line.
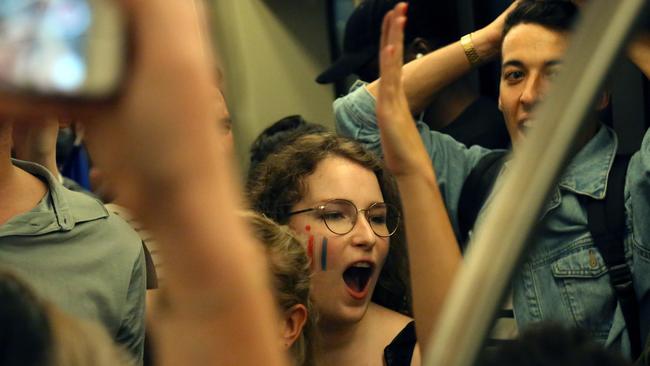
left=376, top=3, right=462, bottom=350
left=481, top=1, right=520, bottom=45
left=376, top=2, right=433, bottom=179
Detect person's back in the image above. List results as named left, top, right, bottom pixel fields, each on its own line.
left=0, top=156, right=146, bottom=361
left=0, top=271, right=131, bottom=366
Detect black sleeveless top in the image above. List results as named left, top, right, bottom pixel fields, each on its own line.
left=383, top=321, right=417, bottom=366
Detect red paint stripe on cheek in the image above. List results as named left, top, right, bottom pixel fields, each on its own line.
left=307, top=235, right=314, bottom=269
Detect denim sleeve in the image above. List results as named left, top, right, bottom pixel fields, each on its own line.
left=334, top=82, right=494, bottom=234
left=629, top=128, right=650, bottom=250
left=628, top=127, right=650, bottom=350
left=116, top=246, right=146, bottom=365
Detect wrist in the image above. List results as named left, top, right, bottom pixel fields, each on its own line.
left=460, top=33, right=482, bottom=67
left=394, top=166, right=438, bottom=187
left=470, top=28, right=502, bottom=62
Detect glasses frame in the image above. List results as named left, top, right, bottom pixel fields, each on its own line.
left=287, top=199, right=400, bottom=237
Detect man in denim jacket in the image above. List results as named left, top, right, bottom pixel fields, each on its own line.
left=335, top=0, right=650, bottom=358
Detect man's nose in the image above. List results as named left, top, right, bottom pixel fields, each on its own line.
left=520, top=73, right=546, bottom=110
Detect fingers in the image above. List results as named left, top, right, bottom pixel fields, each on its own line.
left=379, top=3, right=407, bottom=98
left=503, top=0, right=520, bottom=17
left=386, top=5, right=406, bottom=78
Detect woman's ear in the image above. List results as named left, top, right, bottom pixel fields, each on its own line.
left=281, top=304, right=308, bottom=349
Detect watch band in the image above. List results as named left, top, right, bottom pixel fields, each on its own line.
left=461, top=33, right=481, bottom=67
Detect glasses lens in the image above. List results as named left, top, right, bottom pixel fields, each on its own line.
left=367, top=203, right=400, bottom=237
left=320, top=200, right=356, bottom=235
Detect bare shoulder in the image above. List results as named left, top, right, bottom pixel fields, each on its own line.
left=370, top=302, right=413, bottom=326
left=410, top=343, right=421, bottom=366
left=367, top=302, right=414, bottom=342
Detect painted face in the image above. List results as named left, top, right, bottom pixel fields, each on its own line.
left=499, top=23, right=569, bottom=148
left=288, top=156, right=390, bottom=328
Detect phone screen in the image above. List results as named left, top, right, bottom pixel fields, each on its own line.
left=0, top=0, right=101, bottom=95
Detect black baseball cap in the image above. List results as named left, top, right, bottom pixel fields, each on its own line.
left=316, top=0, right=405, bottom=84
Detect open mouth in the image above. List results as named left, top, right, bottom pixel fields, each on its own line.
left=342, top=262, right=374, bottom=299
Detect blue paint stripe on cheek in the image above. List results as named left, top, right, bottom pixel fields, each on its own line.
left=321, top=237, right=328, bottom=271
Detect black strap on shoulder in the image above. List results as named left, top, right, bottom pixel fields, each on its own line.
left=584, top=154, right=640, bottom=358
left=458, top=151, right=508, bottom=246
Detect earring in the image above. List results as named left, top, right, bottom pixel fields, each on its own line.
left=416, top=53, right=424, bottom=59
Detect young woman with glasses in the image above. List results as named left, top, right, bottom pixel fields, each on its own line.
left=247, top=132, right=420, bottom=366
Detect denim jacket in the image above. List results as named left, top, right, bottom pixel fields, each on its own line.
left=334, top=82, right=650, bottom=358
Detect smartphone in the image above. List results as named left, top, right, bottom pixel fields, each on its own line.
left=0, top=0, right=127, bottom=99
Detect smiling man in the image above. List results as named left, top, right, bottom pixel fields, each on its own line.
left=335, top=0, right=650, bottom=360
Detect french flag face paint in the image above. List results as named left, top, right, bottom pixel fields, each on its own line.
left=306, top=225, right=315, bottom=270
left=321, top=237, right=328, bottom=271
left=304, top=225, right=328, bottom=272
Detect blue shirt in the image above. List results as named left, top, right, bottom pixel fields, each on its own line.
left=335, top=82, right=650, bottom=358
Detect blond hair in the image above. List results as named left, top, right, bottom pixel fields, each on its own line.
left=242, top=211, right=316, bottom=366
left=48, top=305, right=133, bottom=366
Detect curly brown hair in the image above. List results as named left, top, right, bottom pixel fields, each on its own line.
left=246, top=132, right=411, bottom=315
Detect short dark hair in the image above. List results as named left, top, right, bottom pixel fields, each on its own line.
left=503, top=0, right=579, bottom=38
left=248, top=115, right=327, bottom=177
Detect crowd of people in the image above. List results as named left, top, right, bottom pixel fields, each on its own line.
left=0, top=0, right=649, bottom=365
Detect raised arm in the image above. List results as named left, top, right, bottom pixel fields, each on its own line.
left=376, top=3, right=462, bottom=348
left=367, top=1, right=519, bottom=115
left=628, top=32, right=650, bottom=79
left=0, top=1, right=286, bottom=365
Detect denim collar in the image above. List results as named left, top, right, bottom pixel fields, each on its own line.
left=557, top=125, right=617, bottom=199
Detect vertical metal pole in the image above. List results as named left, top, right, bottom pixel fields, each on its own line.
left=423, top=1, right=647, bottom=365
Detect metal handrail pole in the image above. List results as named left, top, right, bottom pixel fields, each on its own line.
left=423, top=1, right=648, bottom=365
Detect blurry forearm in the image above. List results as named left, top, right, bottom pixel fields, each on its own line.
left=130, top=162, right=286, bottom=366
left=396, top=171, right=461, bottom=348
left=629, top=33, right=650, bottom=78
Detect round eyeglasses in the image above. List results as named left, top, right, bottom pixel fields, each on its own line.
left=287, top=199, right=400, bottom=237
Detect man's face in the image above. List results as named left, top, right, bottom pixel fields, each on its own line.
left=499, top=23, right=569, bottom=147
